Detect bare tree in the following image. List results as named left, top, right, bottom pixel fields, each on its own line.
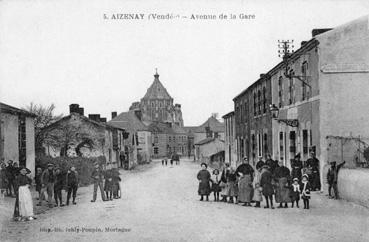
left=23, top=103, right=63, bottom=156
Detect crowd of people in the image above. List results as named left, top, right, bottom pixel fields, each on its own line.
left=196, top=151, right=345, bottom=210
left=161, top=153, right=181, bottom=166
left=0, top=160, right=122, bottom=222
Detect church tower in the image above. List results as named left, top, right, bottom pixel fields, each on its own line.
left=138, top=69, right=184, bottom=127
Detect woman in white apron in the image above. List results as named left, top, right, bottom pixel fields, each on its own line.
left=14, top=167, right=36, bottom=221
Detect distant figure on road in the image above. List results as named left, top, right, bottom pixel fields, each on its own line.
left=91, top=162, right=107, bottom=202
left=197, top=163, right=211, bottom=201
left=162, top=159, right=165, bottom=166
left=327, top=161, right=345, bottom=199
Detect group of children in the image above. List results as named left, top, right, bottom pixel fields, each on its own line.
left=90, top=162, right=121, bottom=202
left=197, top=162, right=313, bottom=210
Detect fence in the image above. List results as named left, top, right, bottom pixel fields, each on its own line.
left=326, top=135, right=369, bottom=168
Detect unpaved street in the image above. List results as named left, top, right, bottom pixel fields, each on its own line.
left=1, top=159, right=369, bottom=242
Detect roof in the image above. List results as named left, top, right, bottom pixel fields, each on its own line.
left=147, top=122, right=174, bottom=134
left=233, top=37, right=319, bottom=101
left=194, top=137, right=224, bottom=146
left=43, top=113, right=124, bottom=131
left=196, top=116, right=224, bottom=133
left=222, top=111, right=235, bottom=119
left=108, top=110, right=148, bottom=131
left=0, top=102, right=37, bottom=117
left=142, top=72, right=172, bottom=100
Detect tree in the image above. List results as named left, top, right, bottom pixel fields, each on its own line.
left=23, top=103, right=63, bottom=156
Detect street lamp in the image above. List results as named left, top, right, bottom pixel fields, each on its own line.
left=269, top=104, right=299, bottom=127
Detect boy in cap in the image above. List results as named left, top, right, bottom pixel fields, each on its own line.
left=54, top=167, right=65, bottom=207
left=301, top=174, right=311, bottom=209
left=66, top=166, right=79, bottom=205
left=91, top=162, right=107, bottom=202
left=37, top=163, right=55, bottom=208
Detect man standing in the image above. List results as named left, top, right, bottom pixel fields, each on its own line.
left=306, top=151, right=321, bottom=191
left=327, top=161, right=345, bottom=199
left=54, top=167, right=65, bottom=207
left=91, top=162, right=107, bottom=202
left=265, top=154, right=278, bottom=174
left=37, top=163, right=55, bottom=208
left=66, top=166, right=79, bottom=205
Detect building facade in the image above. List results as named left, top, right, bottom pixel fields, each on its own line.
left=42, top=105, right=126, bottom=167
left=222, top=111, right=237, bottom=167
left=234, top=74, right=273, bottom=167
left=0, top=103, right=36, bottom=176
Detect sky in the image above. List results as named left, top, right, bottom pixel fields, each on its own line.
left=0, top=0, right=368, bottom=126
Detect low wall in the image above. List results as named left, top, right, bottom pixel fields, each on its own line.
left=337, top=168, right=369, bottom=208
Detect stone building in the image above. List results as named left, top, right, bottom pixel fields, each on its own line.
left=194, top=137, right=225, bottom=164
left=148, top=122, right=187, bottom=159
left=0, top=103, right=36, bottom=176
left=108, top=110, right=152, bottom=166
left=130, top=70, right=184, bottom=127
left=42, top=104, right=126, bottom=166
left=222, top=111, right=237, bottom=168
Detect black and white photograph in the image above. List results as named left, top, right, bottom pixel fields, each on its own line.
left=1, top=0, right=369, bottom=241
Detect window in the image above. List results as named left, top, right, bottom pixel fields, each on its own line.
left=18, top=115, right=26, bottom=167
left=151, top=102, right=154, bottom=107
left=279, top=132, right=284, bottom=161
left=301, top=61, right=308, bottom=101
left=258, top=133, right=262, bottom=157
left=253, top=93, right=257, bottom=116
left=289, top=70, right=294, bottom=105
left=278, top=76, right=283, bottom=108
left=263, top=133, right=268, bottom=154
left=169, top=136, right=171, bottom=142
left=154, top=147, right=159, bottom=154
left=263, top=87, right=266, bottom=113
left=303, top=130, right=308, bottom=154
left=257, top=90, right=261, bottom=115
left=154, top=135, right=158, bottom=144
left=289, top=131, right=296, bottom=154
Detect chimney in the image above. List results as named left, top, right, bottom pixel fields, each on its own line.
left=111, top=112, right=117, bottom=119
left=78, top=107, right=84, bottom=116
left=134, top=109, right=142, bottom=121
left=88, top=114, right=101, bottom=122
left=100, top=117, right=107, bottom=123
left=301, top=41, right=307, bottom=47
left=69, top=104, right=80, bottom=114
left=312, top=28, right=332, bottom=37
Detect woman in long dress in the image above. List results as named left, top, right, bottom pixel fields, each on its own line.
left=238, top=172, right=253, bottom=206
left=197, top=163, right=211, bottom=201
left=14, top=167, right=36, bottom=221
left=252, top=167, right=263, bottom=208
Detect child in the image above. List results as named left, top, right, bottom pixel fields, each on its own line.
left=34, top=167, right=43, bottom=200
left=290, top=178, right=300, bottom=208
left=112, top=168, right=121, bottom=199
left=104, top=166, right=113, bottom=201
left=210, top=169, right=221, bottom=201
left=301, top=174, right=311, bottom=209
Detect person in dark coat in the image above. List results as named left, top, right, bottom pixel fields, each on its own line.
left=54, top=167, right=65, bottom=207
left=220, top=163, right=231, bottom=202
left=273, top=161, right=291, bottom=208
left=66, top=166, right=79, bottom=205
left=91, top=163, right=107, bottom=202
left=34, top=167, right=43, bottom=200
left=197, top=163, right=211, bottom=201
left=37, top=163, right=55, bottom=208
left=236, top=157, right=254, bottom=178
left=13, top=167, right=36, bottom=221
left=306, top=151, right=321, bottom=191
left=327, top=161, right=345, bottom=199
left=291, top=153, right=303, bottom=181
left=260, top=165, right=274, bottom=209
left=227, top=168, right=238, bottom=204
left=301, top=174, right=311, bottom=209
left=290, top=178, right=300, bottom=208
left=5, top=160, right=15, bottom=197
